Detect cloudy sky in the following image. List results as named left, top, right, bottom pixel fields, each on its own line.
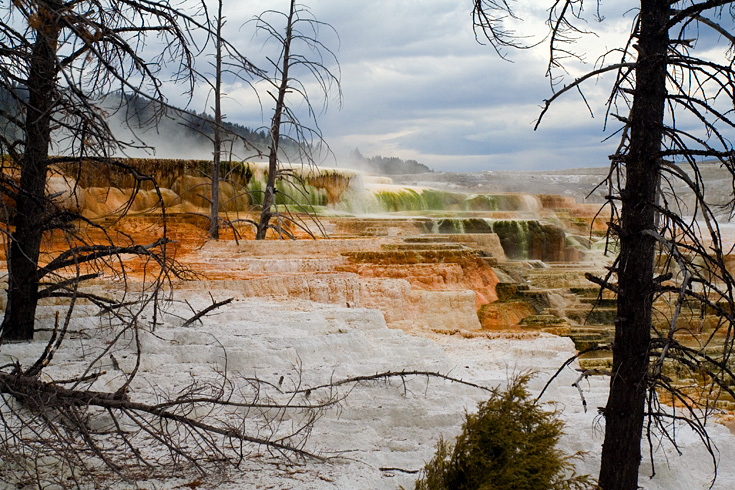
left=177, top=1, right=725, bottom=173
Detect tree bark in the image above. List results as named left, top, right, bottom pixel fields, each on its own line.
left=209, top=0, right=224, bottom=240
left=255, top=0, right=295, bottom=240
left=598, top=1, right=670, bottom=489
left=1, top=1, right=61, bottom=341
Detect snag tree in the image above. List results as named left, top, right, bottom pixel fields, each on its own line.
left=252, top=0, right=341, bottom=239
left=0, top=2, right=336, bottom=487
left=476, top=1, right=735, bottom=489
left=540, top=2, right=735, bottom=488
left=0, top=0, right=210, bottom=341
left=195, top=0, right=262, bottom=240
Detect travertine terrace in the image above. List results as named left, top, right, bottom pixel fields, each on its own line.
left=5, top=161, right=614, bottom=339
left=3, top=162, right=735, bottom=489
left=5, top=161, right=735, bottom=408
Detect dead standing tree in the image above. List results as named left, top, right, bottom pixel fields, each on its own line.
left=208, top=0, right=227, bottom=240
left=0, top=3, right=479, bottom=488
left=253, top=0, right=341, bottom=240
left=0, top=1, right=342, bottom=486
left=542, top=2, right=735, bottom=489
left=195, top=0, right=264, bottom=240
left=474, top=1, right=735, bottom=489
left=0, top=0, right=208, bottom=341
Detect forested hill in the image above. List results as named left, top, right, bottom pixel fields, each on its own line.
left=104, top=91, right=299, bottom=159
left=0, top=88, right=296, bottom=160
left=1, top=88, right=433, bottom=175
left=348, top=149, right=433, bottom=174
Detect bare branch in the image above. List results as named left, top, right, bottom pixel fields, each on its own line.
left=181, top=297, right=234, bottom=328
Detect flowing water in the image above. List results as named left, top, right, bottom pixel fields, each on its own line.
left=32, top=161, right=735, bottom=410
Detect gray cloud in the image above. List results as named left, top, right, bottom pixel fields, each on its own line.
left=158, top=1, right=733, bottom=173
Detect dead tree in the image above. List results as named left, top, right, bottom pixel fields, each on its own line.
left=195, top=0, right=263, bottom=240
left=0, top=1, right=332, bottom=486
left=0, top=0, right=212, bottom=341
left=511, top=2, right=735, bottom=489
left=0, top=326, right=341, bottom=487
left=0, top=3, right=468, bottom=487
left=252, top=0, right=341, bottom=240
left=209, top=0, right=226, bottom=240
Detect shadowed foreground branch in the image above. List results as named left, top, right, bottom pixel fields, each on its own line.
left=0, top=358, right=335, bottom=487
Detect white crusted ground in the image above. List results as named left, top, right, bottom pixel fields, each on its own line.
left=2, top=293, right=734, bottom=489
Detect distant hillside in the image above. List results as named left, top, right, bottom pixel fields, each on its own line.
left=2, top=89, right=433, bottom=176
left=0, top=88, right=300, bottom=160
left=347, top=148, right=433, bottom=175
left=104, top=91, right=301, bottom=159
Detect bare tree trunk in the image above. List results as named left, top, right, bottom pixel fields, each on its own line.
left=1, top=1, right=61, bottom=341
left=209, top=0, right=224, bottom=240
left=255, top=0, right=295, bottom=240
left=598, top=1, right=669, bottom=488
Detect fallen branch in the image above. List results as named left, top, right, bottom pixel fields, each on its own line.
left=290, top=370, right=495, bottom=394
left=0, top=370, right=326, bottom=463
left=380, top=466, right=420, bottom=474
left=181, top=297, right=234, bottom=327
